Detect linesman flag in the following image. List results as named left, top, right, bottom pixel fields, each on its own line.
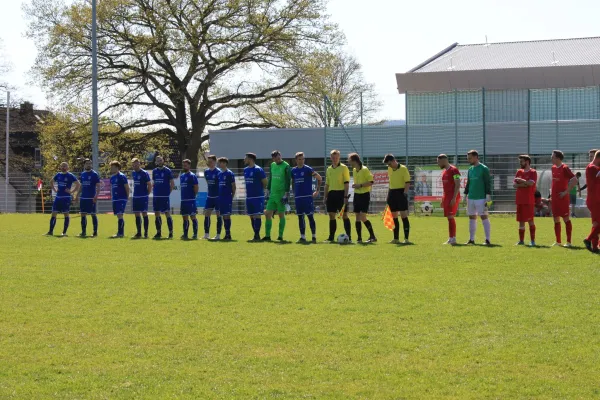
left=382, top=206, right=395, bottom=231
left=36, top=179, right=43, bottom=191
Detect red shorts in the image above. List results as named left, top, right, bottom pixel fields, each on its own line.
left=588, top=203, right=600, bottom=224
left=443, top=198, right=460, bottom=217
left=551, top=196, right=570, bottom=218
left=516, top=204, right=534, bottom=222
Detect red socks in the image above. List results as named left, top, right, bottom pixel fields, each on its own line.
left=449, top=219, right=456, bottom=238
left=530, top=225, right=536, bottom=242
left=519, top=229, right=525, bottom=242
left=554, top=222, right=562, bottom=243
left=587, top=225, right=600, bottom=250
left=565, top=220, right=573, bottom=243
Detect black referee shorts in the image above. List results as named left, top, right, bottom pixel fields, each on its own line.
left=387, top=189, right=408, bottom=212
left=353, top=192, right=371, bottom=214
left=326, top=190, right=346, bottom=213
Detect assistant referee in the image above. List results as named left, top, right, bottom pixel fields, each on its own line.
left=384, top=154, right=412, bottom=244
left=324, top=149, right=351, bottom=242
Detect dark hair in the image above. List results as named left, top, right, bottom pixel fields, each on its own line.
left=467, top=150, right=479, bottom=157
left=110, top=160, right=121, bottom=169
left=217, top=157, right=229, bottom=165
left=245, top=153, right=257, bottom=161
left=348, top=152, right=361, bottom=167
left=295, top=152, right=304, bottom=159
left=207, top=155, right=217, bottom=162
left=519, top=155, right=531, bottom=164
left=437, top=154, right=448, bottom=160
left=182, top=159, right=191, bottom=165
left=383, top=154, right=395, bottom=163
left=552, top=150, right=564, bottom=160
left=576, top=172, right=582, bottom=177
left=271, top=150, right=281, bottom=158
left=534, top=190, right=541, bottom=198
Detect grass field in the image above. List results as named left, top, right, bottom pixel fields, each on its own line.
left=1, top=213, right=600, bottom=399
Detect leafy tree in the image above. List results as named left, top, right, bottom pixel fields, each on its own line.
left=25, top=0, right=341, bottom=166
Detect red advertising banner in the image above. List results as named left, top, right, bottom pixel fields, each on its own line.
left=97, top=179, right=111, bottom=200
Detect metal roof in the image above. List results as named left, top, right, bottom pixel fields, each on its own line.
left=412, top=37, right=600, bottom=73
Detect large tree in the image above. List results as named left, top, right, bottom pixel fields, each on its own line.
left=25, top=0, right=340, bottom=166
left=240, top=50, right=381, bottom=128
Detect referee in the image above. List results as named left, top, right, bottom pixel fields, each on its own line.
left=383, top=154, right=412, bottom=244
left=348, top=153, right=377, bottom=243
left=324, top=149, right=351, bottom=242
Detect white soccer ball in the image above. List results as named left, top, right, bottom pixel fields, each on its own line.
left=421, top=201, right=434, bottom=215
left=337, top=233, right=350, bottom=244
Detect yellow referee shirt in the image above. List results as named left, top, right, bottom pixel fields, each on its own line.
left=353, top=165, right=374, bottom=194
left=388, top=164, right=410, bottom=189
left=326, top=163, right=350, bottom=191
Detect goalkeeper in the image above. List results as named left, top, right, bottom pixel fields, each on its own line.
left=263, top=150, right=291, bottom=241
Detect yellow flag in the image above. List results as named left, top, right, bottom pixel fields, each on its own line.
left=382, top=206, right=395, bottom=231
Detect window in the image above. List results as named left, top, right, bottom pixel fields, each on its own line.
left=34, top=148, right=42, bottom=168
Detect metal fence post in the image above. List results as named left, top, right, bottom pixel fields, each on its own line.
left=482, top=87, right=486, bottom=163
left=527, top=89, right=531, bottom=155
left=454, top=89, right=458, bottom=164
left=555, top=88, right=559, bottom=148
left=360, top=92, right=364, bottom=155
left=405, top=93, right=409, bottom=166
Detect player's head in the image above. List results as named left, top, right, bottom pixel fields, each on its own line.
left=519, top=155, right=531, bottom=169
left=155, top=155, right=164, bottom=167
left=59, top=162, right=69, bottom=172
left=83, top=158, right=92, bottom=171
left=271, top=150, right=282, bottom=164
left=420, top=174, right=427, bottom=182
left=436, top=154, right=449, bottom=169
left=245, top=153, right=257, bottom=166
left=182, top=159, right=191, bottom=172
left=590, top=149, right=599, bottom=162
left=551, top=150, right=564, bottom=165
left=576, top=172, right=582, bottom=178
left=295, top=152, right=305, bottom=167
left=347, top=152, right=361, bottom=169
left=383, top=154, right=396, bottom=168
left=467, top=150, right=479, bottom=165
left=534, top=190, right=541, bottom=199
left=330, top=149, right=340, bottom=166
left=207, top=155, right=217, bottom=168
left=217, top=157, right=229, bottom=170
left=594, top=150, right=600, bottom=166
left=131, top=157, right=141, bottom=171
left=110, top=160, right=121, bottom=175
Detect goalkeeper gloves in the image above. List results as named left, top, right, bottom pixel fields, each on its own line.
left=485, top=194, right=493, bottom=208
left=281, top=195, right=289, bottom=205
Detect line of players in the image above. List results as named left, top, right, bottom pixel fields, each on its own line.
left=43, top=147, right=600, bottom=251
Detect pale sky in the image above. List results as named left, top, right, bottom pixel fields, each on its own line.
left=1, top=0, right=600, bottom=120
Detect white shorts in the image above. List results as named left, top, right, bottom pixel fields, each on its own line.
left=467, top=199, right=488, bottom=216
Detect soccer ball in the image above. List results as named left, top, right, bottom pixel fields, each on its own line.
left=420, top=201, right=434, bottom=215
left=337, top=233, right=350, bottom=244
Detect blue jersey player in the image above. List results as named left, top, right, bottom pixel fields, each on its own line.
left=109, top=160, right=130, bottom=238
left=79, top=158, right=101, bottom=237
left=180, top=159, right=199, bottom=240
left=202, top=155, right=222, bottom=239
left=216, top=157, right=236, bottom=240
left=243, top=153, right=267, bottom=241
left=152, top=155, right=174, bottom=239
left=131, top=158, right=152, bottom=238
left=291, top=152, right=322, bottom=243
left=46, top=161, right=80, bottom=237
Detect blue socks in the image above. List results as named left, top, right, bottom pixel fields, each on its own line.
left=204, top=216, right=211, bottom=234
left=224, top=218, right=231, bottom=235
left=307, top=214, right=316, bottom=235
left=81, top=215, right=87, bottom=235
left=118, top=218, right=125, bottom=236
left=298, top=215, right=306, bottom=236
left=192, top=219, right=198, bottom=236
left=183, top=219, right=190, bottom=237
left=49, top=216, right=57, bottom=234
left=136, top=215, right=142, bottom=235
left=63, top=216, right=70, bottom=234
left=143, top=215, right=149, bottom=236
left=166, top=216, right=173, bottom=234
left=155, top=216, right=162, bottom=234
left=217, top=216, right=223, bottom=235
left=91, top=215, right=98, bottom=235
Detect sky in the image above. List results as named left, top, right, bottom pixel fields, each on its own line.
left=1, top=0, right=600, bottom=120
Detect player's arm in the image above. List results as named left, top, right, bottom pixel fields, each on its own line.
left=323, top=169, right=330, bottom=204
left=343, top=166, right=350, bottom=203
left=312, top=172, right=322, bottom=197
left=169, top=177, right=175, bottom=193
left=146, top=174, right=152, bottom=194
left=193, top=183, right=199, bottom=196
left=51, top=177, right=57, bottom=193
left=261, top=177, right=268, bottom=189
left=231, top=180, right=236, bottom=198
left=452, top=175, right=461, bottom=203
left=71, top=180, right=81, bottom=199
left=124, top=180, right=130, bottom=198
left=94, top=182, right=101, bottom=203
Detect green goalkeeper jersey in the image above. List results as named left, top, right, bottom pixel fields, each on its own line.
left=268, top=161, right=291, bottom=195
left=465, top=163, right=491, bottom=200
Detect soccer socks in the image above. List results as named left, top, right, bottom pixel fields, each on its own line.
left=530, top=224, right=536, bottom=242
left=329, top=219, right=336, bottom=240
left=118, top=218, right=125, bottom=236
left=519, top=227, right=525, bottom=242
left=135, top=215, right=142, bottom=235
left=216, top=216, right=223, bottom=235
left=364, top=220, right=375, bottom=239
left=49, top=216, right=57, bottom=234
left=166, top=216, right=174, bottom=234
left=63, top=216, right=70, bottom=235
left=393, top=217, right=400, bottom=240
left=265, top=219, right=273, bottom=237
left=278, top=216, right=286, bottom=238
left=183, top=219, right=190, bottom=237
left=81, top=215, right=87, bottom=235
left=224, top=218, right=231, bottom=235
left=298, top=215, right=306, bottom=236
left=143, top=215, right=149, bottom=236
left=204, top=216, right=211, bottom=234
left=482, top=219, right=491, bottom=241
left=192, top=218, right=198, bottom=236
left=448, top=218, right=456, bottom=239
left=402, top=217, right=410, bottom=241
left=554, top=222, right=562, bottom=243
left=565, top=220, right=573, bottom=243
left=355, top=221, right=362, bottom=241
left=307, top=215, right=316, bottom=237
left=343, top=218, right=352, bottom=240
left=91, top=215, right=98, bottom=235
left=469, top=219, right=477, bottom=241
left=155, top=216, right=163, bottom=235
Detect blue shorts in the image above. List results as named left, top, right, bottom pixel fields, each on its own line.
left=218, top=198, right=233, bottom=216
left=295, top=196, right=314, bottom=215
left=181, top=200, right=198, bottom=216
left=246, top=197, right=264, bottom=216
left=79, top=198, right=96, bottom=214
left=153, top=197, right=170, bottom=213
left=204, top=196, right=219, bottom=211
left=53, top=197, right=72, bottom=213
left=112, top=199, right=128, bottom=215
left=133, top=197, right=149, bottom=213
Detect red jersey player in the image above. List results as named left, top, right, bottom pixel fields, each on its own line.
left=513, top=155, right=537, bottom=246
left=583, top=150, right=600, bottom=253
left=437, top=154, right=461, bottom=245
left=550, top=150, right=577, bottom=247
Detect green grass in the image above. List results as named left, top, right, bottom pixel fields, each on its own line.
left=1, top=214, right=599, bottom=399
